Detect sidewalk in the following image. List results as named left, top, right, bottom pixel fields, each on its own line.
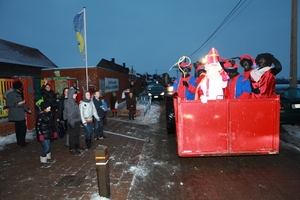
left=0, top=117, right=150, bottom=200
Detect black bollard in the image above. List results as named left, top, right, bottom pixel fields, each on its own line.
left=94, top=145, right=110, bottom=198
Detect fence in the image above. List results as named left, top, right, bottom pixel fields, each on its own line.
left=0, top=78, right=14, bottom=118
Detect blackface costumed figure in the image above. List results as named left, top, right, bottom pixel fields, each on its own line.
left=223, top=59, right=252, bottom=99
left=172, top=61, right=197, bottom=100
left=249, top=53, right=282, bottom=99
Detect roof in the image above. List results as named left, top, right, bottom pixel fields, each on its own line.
left=0, top=39, right=58, bottom=68
left=96, top=58, right=129, bottom=74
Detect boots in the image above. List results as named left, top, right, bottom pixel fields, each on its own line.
left=75, top=144, right=84, bottom=152
left=40, top=156, right=51, bottom=168
left=46, top=153, right=56, bottom=163
left=86, top=139, right=92, bottom=149
left=132, top=114, right=135, bottom=120
left=65, top=134, right=69, bottom=147
left=129, top=115, right=131, bottom=120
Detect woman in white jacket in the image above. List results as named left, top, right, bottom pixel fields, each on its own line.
left=79, top=91, right=100, bottom=149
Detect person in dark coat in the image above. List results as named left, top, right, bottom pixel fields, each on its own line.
left=126, top=92, right=137, bottom=120
left=63, top=88, right=83, bottom=154
left=6, top=81, right=31, bottom=147
left=129, top=80, right=139, bottom=98
left=93, top=91, right=106, bottom=140
left=41, top=78, right=58, bottom=114
left=57, top=87, right=68, bottom=141
left=36, top=102, right=58, bottom=168
left=110, top=91, right=118, bottom=116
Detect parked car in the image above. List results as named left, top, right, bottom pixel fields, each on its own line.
left=275, top=86, right=300, bottom=125
left=146, top=84, right=165, bottom=100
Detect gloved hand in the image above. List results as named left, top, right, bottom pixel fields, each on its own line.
left=53, top=132, right=58, bottom=139
left=182, top=81, right=189, bottom=87
left=200, top=96, right=207, bottom=104
left=220, top=70, right=229, bottom=81
left=83, top=123, right=87, bottom=127
left=39, top=135, right=44, bottom=142
left=252, top=88, right=260, bottom=94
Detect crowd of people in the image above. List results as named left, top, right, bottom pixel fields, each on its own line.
left=34, top=79, right=137, bottom=168
left=6, top=47, right=281, bottom=169
left=173, top=48, right=282, bottom=101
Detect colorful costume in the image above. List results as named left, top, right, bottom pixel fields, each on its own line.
left=196, top=48, right=228, bottom=102
left=173, top=62, right=197, bottom=100
left=250, top=53, right=282, bottom=99
left=223, top=59, right=251, bottom=99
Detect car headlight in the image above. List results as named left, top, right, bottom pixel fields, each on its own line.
left=160, top=92, right=165, bottom=95
left=148, top=93, right=152, bottom=96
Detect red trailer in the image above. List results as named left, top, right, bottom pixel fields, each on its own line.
left=173, top=95, right=280, bottom=157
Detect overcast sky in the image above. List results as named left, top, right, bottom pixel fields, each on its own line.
left=1, top=0, right=299, bottom=79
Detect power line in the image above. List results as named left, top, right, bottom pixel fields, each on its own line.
left=188, top=0, right=250, bottom=58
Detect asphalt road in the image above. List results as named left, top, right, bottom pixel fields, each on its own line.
left=127, top=101, right=300, bottom=200
left=0, top=101, right=299, bottom=200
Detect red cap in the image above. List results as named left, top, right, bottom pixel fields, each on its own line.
left=196, top=64, right=205, bottom=71
left=179, top=62, right=192, bottom=69
left=206, top=47, right=219, bottom=64
left=224, top=61, right=238, bottom=69
left=219, top=57, right=228, bottom=63
left=240, top=54, right=255, bottom=63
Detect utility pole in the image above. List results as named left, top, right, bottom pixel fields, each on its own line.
left=290, top=0, right=298, bottom=87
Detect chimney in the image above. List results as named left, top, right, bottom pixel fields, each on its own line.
left=123, top=63, right=126, bottom=68
left=111, top=58, right=115, bottom=64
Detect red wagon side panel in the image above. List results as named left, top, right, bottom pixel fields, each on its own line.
left=175, top=96, right=280, bottom=157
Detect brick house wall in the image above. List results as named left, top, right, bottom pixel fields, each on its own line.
left=41, top=67, right=142, bottom=108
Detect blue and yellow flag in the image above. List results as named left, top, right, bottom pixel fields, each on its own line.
left=73, top=9, right=85, bottom=60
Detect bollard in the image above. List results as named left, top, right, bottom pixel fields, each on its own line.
left=94, top=145, right=110, bottom=198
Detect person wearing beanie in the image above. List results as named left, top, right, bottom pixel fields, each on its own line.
left=172, top=61, right=197, bottom=100
left=223, top=60, right=251, bottom=99
left=6, top=81, right=31, bottom=147
left=79, top=90, right=101, bottom=149
left=250, top=53, right=282, bottom=99
left=36, top=102, right=58, bottom=168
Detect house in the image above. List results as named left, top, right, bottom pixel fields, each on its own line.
left=0, top=39, right=58, bottom=136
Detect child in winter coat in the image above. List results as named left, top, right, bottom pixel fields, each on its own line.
left=36, top=102, right=58, bottom=168
left=79, top=91, right=101, bottom=149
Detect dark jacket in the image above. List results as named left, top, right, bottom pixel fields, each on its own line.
left=93, top=97, right=105, bottom=118
left=110, top=94, right=117, bottom=109
left=129, top=84, right=138, bottom=98
left=6, top=89, right=30, bottom=121
left=36, top=111, right=56, bottom=140
left=126, top=96, right=136, bottom=115
left=57, top=96, right=67, bottom=120
left=41, top=85, right=58, bottom=111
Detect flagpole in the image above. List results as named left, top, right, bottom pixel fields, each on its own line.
left=83, top=7, right=88, bottom=91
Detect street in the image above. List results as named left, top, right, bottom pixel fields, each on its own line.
left=0, top=101, right=299, bottom=200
